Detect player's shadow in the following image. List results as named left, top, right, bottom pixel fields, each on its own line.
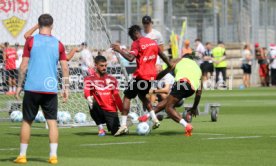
left=7, top=133, right=48, bottom=137
left=158, top=131, right=184, bottom=136
left=0, top=157, right=47, bottom=163
left=73, top=132, right=139, bottom=137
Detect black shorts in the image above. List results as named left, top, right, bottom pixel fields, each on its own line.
left=6, top=69, right=17, bottom=79
left=200, top=61, right=214, bottom=74
left=241, top=64, right=251, bottom=74
left=124, top=79, right=153, bottom=99
left=23, top=91, right=58, bottom=121
left=90, top=102, right=120, bottom=135
left=170, top=81, right=195, bottom=100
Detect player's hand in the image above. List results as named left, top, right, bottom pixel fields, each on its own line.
left=111, top=44, right=121, bottom=52
left=87, top=96, right=94, bottom=109
left=15, top=87, right=22, bottom=100
left=187, top=107, right=199, bottom=117
left=62, top=88, right=69, bottom=103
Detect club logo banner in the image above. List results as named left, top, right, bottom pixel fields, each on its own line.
left=0, top=0, right=30, bottom=37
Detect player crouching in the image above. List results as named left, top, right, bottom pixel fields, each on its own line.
left=84, top=55, right=123, bottom=136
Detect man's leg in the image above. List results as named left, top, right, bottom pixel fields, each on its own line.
left=165, top=95, right=193, bottom=136
left=114, top=96, right=131, bottom=136
left=41, top=94, right=59, bottom=164
left=104, top=112, right=120, bottom=135
left=215, top=68, right=220, bottom=84
left=90, top=102, right=106, bottom=136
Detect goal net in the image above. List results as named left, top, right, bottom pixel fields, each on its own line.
left=0, top=0, right=142, bottom=126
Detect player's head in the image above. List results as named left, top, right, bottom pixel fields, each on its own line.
left=95, top=55, right=107, bottom=75
left=205, top=42, right=212, bottom=50
left=142, top=15, right=153, bottom=32
left=128, top=25, right=142, bottom=41
left=4, top=42, right=9, bottom=47
left=184, top=40, right=190, bottom=47
left=81, top=42, right=87, bottom=49
left=15, top=43, right=19, bottom=49
left=244, top=44, right=250, bottom=50
left=218, top=41, right=224, bottom=48
left=195, top=38, right=201, bottom=46
left=255, top=43, right=259, bottom=48
left=38, top=14, right=53, bottom=29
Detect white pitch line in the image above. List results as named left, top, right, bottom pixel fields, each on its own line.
left=203, top=136, right=262, bottom=140
left=80, top=141, right=146, bottom=146
left=0, top=148, right=18, bottom=151
left=193, top=133, right=225, bottom=136
left=10, top=126, right=44, bottom=129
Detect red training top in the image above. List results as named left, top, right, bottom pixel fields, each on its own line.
left=4, top=47, right=17, bottom=70
left=84, top=73, right=123, bottom=112
left=129, top=37, right=159, bottom=80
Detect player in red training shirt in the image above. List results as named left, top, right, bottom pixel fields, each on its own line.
left=3, top=42, right=18, bottom=95
left=111, top=25, right=171, bottom=136
left=84, top=55, right=123, bottom=136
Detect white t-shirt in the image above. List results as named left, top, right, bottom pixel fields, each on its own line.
left=80, top=48, right=93, bottom=71
left=155, top=73, right=175, bottom=93
left=142, top=29, right=164, bottom=64
left=269, top=46, right=276, bottom=69
left=16, top=49, right=23, bottom=69
left=242, top=50, right=252, bottom=65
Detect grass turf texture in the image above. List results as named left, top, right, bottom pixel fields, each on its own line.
left=0, top=87, right=275, bottom=166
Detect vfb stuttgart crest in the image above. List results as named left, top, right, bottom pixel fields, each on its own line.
left=0, top=0, right=30, bottom=37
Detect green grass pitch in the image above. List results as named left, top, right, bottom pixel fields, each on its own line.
left=0, top=88, right=276, bottom=166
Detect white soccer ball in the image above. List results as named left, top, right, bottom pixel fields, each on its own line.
left=74, top=112, right=87, bottom=123
left=57, top=111, right=71, bottom=124
left=10, top=110, right=23, bottom=122
left=136, top=122, right=151, bottom=135
left=35, top=111, right=46, bottom=123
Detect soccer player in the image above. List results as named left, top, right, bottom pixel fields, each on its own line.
left=200, top=42, right=214, bottom=84
left=181, top=40, right=193, bottom=57
left=3, top=42, right=18, bottom=95
left=150, top=56, right=202, bottom=136
left=142, top=15, right=165, bottom=64
left=111, top=25, right=171, bottom=136
left=14, top=14, right=69, bottom=164
left=84, top=55, right=123, bottom=136
left=255, top=43, right=269, bottom=87
left=212, top=41, right=227, bottom=87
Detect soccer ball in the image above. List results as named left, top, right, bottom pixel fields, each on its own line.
left=74, top=112, right=87, bottom=123
left=57, top=111, right=71, bottom=124
left=35, top=111, right=46, bottom=123
left=136, top=122, right=151, bottom=135
left=10, top=110, right=23, bottom=122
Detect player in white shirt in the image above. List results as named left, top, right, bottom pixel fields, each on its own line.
left=79, top=42, right=93, bottom=76
left=142, top=15, right=165, bottom=64
left=195, top=39, right=206, bottom=64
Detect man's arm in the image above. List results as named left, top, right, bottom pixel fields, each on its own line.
left=158, top=47, right=171, bottom=68
left=188, top=79, right=203, bottom=117
left=66, top=47, right=79, bottom=61
left=111, top=44, right=135, bottom=62
left=15, top=57, right=29, bottom=99
left=60, top=60, right=69, bottom=103
left=24, top=24, right=39, bottom=39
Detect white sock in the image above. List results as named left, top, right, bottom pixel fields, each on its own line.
left=98, top=124, right=104, bottom=130
left=145, top=113, right=150, bottom=118
left=49, top=143, right=58, bottom=157
left=121, top=115, right=127, bottom=126
left=179, top=119, right=188, bottom=127
left=150, top=110, right=158, bottom=121
left=9, top=86, right=12, bottom=92
left=13, top=86, right=16, bottom=92
left=19, top=143, right=28, bottom=156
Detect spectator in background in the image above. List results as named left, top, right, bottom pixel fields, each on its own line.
left=194, top=39, right=205, bottom=62
left=241, top=44, right=252, bottom=88
left=201, top=42, right=214, bottom=84
left=181, top=40, right=193, bottom=57
left=142, top=15, right=164, bottom=64
left=212, top=41, right=227, bottom=87
left=3, top=42, right=18, bottom=95
left=268, top=44, right=276, bottom=86
left=255, top=43, right=269, bottom=87
left=15, top=43, right=23, bottom=81
left=79, top=42, right=94, bottom=76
